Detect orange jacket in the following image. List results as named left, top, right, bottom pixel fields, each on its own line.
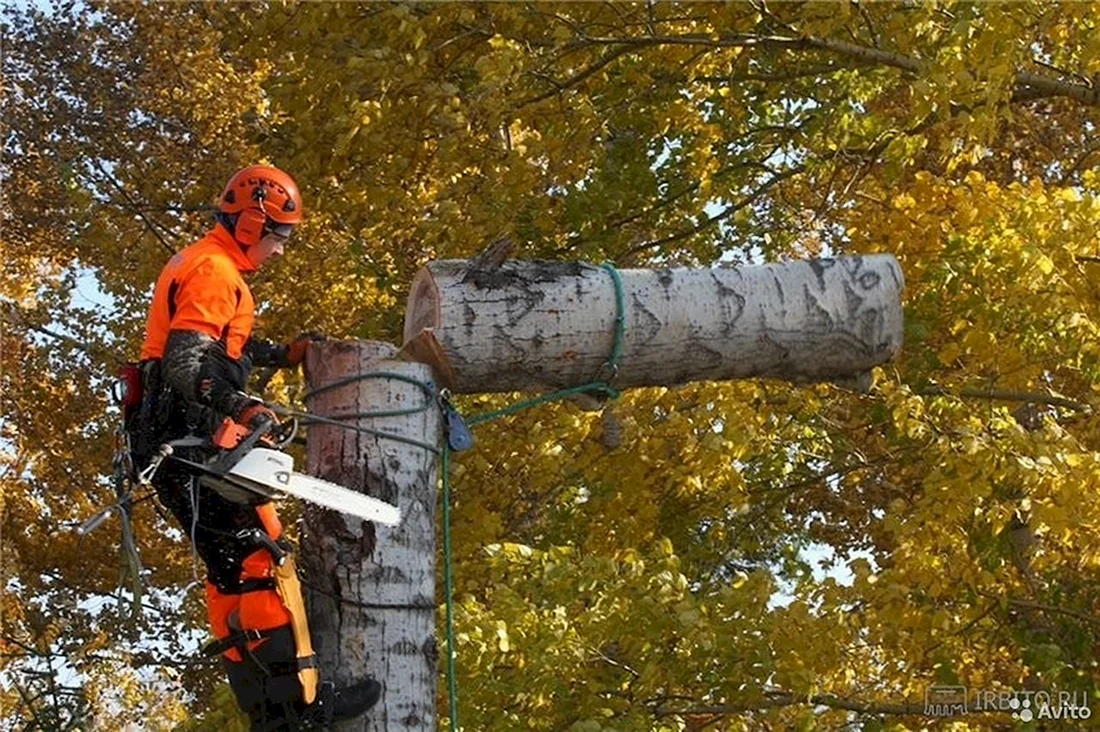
left=141, top=224, right=255, bottom=361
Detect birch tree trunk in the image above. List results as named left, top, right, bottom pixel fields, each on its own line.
left=404, top=256, right=904, bottom=394
left=302, top=340, right=441, bottom=730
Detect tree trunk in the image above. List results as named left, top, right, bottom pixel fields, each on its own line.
left=404, top=256, right=904, bottom=394
left=302, top=340, right=441, bottom=730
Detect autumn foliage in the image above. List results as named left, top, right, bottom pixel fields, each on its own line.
left=4, top=2, right=1100, bottom=730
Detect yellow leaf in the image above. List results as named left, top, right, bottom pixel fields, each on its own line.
left=938, top=342, right=962, bottom=365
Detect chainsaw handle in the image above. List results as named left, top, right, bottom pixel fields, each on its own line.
left=267, top=417, right=298, bottom=449
left=207, top=417, right=275, bottom=476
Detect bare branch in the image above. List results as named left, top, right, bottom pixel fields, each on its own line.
left=87, top=159, right=176, bottom=254
left=693, top=64, right=854, bottom=83
left=596, top=154, right=789, bottom=238
left=1031, top=57, right=1093, bottom=88
left=529, top=31, right=1100, bottom=110
left=916, top=386, right=1090, bottom=413
left=2, top=301, right=99, bottom=356
left=564, top=32, right=922, bottom=72
left=518, top=44, right=639, bottom=108
left=1058, top=142, right=1100, bottom=187
left=1003, top=596, right=1100, bottom=626
left=974, top=589, right=1100, bottom=629
left=856, top=2, right=880, bottom=48
left=920, top=601, right=999, bottom=659
left=589, top=646, right=641, bottom=679
left=654, top=690, right=930, bottom=718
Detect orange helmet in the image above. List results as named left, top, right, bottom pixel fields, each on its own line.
left=218, top=165, right=303, bottom=244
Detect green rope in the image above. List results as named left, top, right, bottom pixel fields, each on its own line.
left=467, top=382, right=619, bottom=426
left=285, top=262, right=626, bottom=732
left=287, top=410, right=440, bottom=452
left=304, top=370, right=436, bottom=408
left=438, top=262, right=626, bottom=730
left=276, top=371, right=440, bottom=452
left=441, top=442, right=459, bottom=728
left=600, top=263, right=626, bottom=377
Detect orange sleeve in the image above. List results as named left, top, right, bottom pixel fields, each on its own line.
left=169, top=257, right=240, bottom=339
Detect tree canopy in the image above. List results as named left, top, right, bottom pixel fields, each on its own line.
left=4, top=1, right=1100, bottom=729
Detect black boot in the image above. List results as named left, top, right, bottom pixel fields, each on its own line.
left=303, top=678, right=382, bottom=727
left=331, top=678, right=382, bottom=721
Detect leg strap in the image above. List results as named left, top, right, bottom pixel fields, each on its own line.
left=202, top=626, right=278, bottom=658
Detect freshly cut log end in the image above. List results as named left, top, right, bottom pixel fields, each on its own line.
left=403, top=256, right=904, bottom=394
left=396, top=328, right=457, bottom=390
left=405, top=267, right=442, bottom=345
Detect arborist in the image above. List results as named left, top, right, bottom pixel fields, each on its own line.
left=132, top=165, right=381, bottom=729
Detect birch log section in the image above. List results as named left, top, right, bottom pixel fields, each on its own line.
left=302, top=340, right=441, bottom=730
left=403, top=257, right=904, bottom=393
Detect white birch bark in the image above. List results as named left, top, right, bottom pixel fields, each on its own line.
left=404, top=256, right=904, bottom=394
left=302, top=340, right=441, bottom=731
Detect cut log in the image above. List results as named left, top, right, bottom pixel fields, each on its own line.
left=302, top=340, right=441, bottom=730
left=394, top=328, right=457, bottom=390
left=403, top=256, right=904, bottom=394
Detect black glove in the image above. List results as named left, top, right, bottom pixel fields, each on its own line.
left=245, top=332, right=327, bottom=369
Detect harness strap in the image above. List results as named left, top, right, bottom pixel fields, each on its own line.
left=264, top=655, right=319, bottom=676
left=232, top=577, right=278, bottom=594
left=203, top=627, right=319, bottom=676
left=202, top=627, right=275, bottom=657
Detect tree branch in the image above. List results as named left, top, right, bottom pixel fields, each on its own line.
left=88, top=159, right=176, bottom=254
left=856, top=2, right=880, bottom=48
left=654, top=690, right=930, bottom=718
left=978, top=592, right=1100, bottom=626
left=693, top=64, right=855, bottom=83
left=534, top=31, right=1100, bottom=109
left=556, top=153, right=790, bottom=256
left=916, top=386, right=1090, bottom=413
left=1058, top=141, right=1100, bottom=186
left=2, top=301, right=99, bottom=356
left=746, top=457, right=888, bottom=496
left=617, top=164, right=805, bottom=262
left=518, top=43, right=639, bottom=108
left=589, top=646, right=641, bottom=679
left=1031, top=57, right=1094, bottom=89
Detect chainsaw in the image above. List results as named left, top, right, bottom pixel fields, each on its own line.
left=184, top=411, right=400, bottom=526
left=79, top=364, right=404, bottom=537
left=141, top=414, right=402, bottom=526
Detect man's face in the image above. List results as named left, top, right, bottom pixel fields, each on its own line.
left=246, top=223, right=292, bottom=269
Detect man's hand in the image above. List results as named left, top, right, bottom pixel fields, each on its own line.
left=284, top=331, right=327, bottom=367
left=237, top=400, right=279, bottom=429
